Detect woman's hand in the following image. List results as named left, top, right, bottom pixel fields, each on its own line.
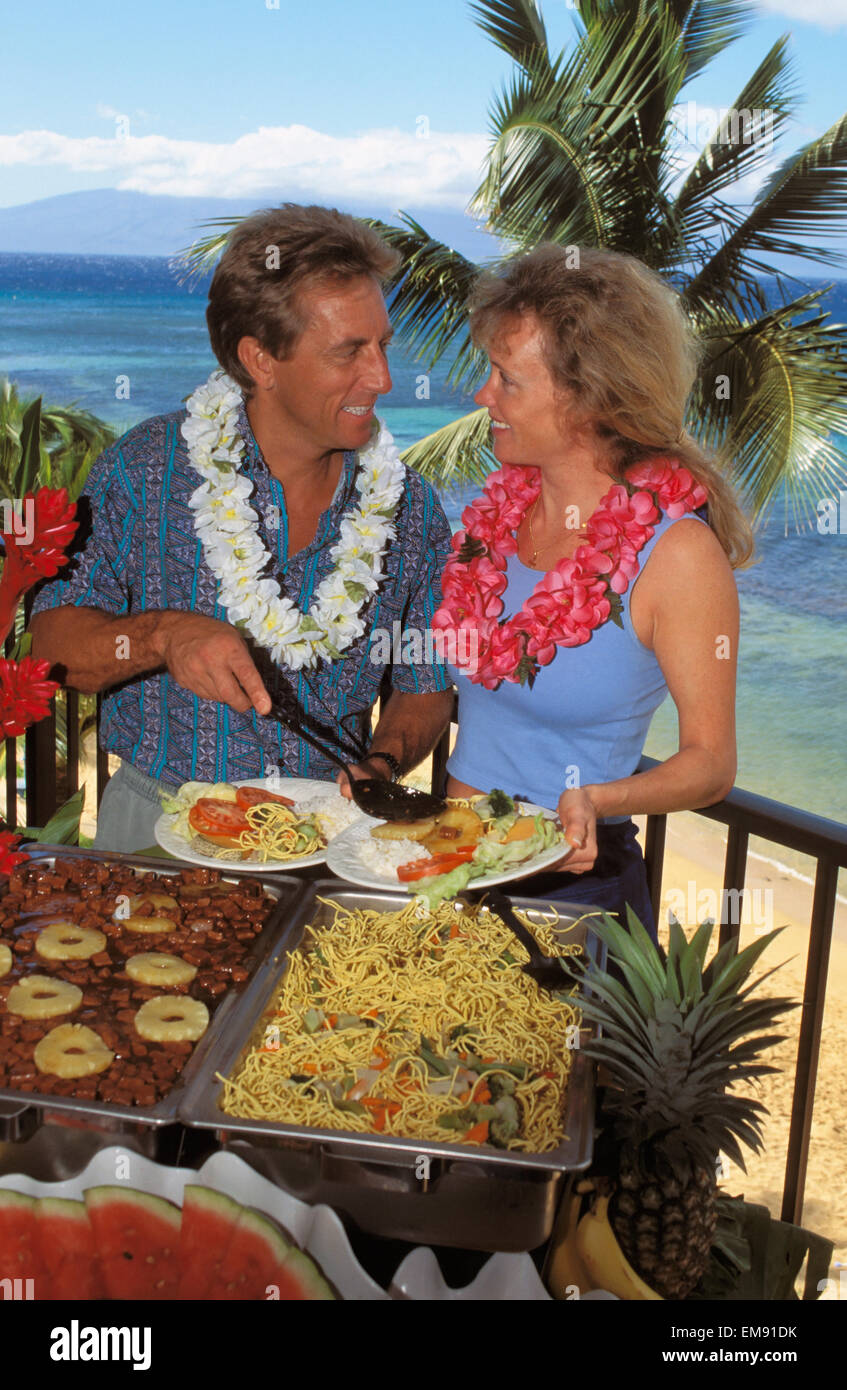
left=555, top=787, right=599, bottom=874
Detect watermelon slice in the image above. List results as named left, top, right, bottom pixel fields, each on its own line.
left=205, top=1206, right=335, bottom=1301
left=36, top=1197, right=104, bottom=1301
left=0, top=1183, right=337, bottom=1301
left=84, top=1185, right=181, bottom=1300
left=178, top=1185, right=243, bottom=1300
left=274, top=1246, right=335, bottom=1302
left=0, top=1190, right=46, bottom=1298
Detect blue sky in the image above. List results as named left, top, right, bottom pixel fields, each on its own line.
left=1, top=0, right=846, bottom=230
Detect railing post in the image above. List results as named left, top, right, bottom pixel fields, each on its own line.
left=643, top=813, right=667, bottom=929
left=719, top=824, right=749, bottom=951
left=25, top=708, right=58, bottom=828
left=95, top=694, right=111, bottom=807
left=65, top=690, right=80, bottom=797
left=781, top=856, right=838, bottom=1226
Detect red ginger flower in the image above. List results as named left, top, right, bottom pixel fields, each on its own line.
left=0, top=830, right=28, bottom=874
left=0, top=486, right=78, bottom=603
left=0, top=656, right=60, bottom=737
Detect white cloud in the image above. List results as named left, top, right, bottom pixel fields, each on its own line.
left=0, top=124, right=489, bottom=208
left=756, top=0, right=847, bottom=25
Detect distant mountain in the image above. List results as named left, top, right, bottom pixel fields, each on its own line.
left=0, top=188, right=501, bottom=261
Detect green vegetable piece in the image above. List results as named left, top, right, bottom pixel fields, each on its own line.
left=418, top=1037, right=451, bottom=1076
left=334, top=1098, right=368, bottom=1116
left=488, top=789, right=515, bottom=818
left=302, top=1008, right=324, bottom=1034
left=490, top=1095, right=520, bottom=1147
left=438, top=1104, right=496, bottom=1130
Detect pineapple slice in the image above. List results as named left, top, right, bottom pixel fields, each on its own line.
left=423, top=807, right=484, bottom=855
left=371, top=816, right=436, bottom=842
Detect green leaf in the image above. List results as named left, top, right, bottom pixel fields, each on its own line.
left=18, top=398, right=44, bottom=496
left=607, top=591, right=624, bottom=629
left=32, top=787, right=85, bottom=845
left=12, top=630, right=32, bottom=660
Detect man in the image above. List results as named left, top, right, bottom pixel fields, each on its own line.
left=30, top=204, right=454, bottom=850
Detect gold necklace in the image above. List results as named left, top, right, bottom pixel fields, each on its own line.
left=526, top=497, right=587, bottom=565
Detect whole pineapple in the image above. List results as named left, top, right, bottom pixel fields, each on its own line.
left=569, top=910, right=793, bottom=1300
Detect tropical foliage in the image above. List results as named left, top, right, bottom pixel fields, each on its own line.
left=0, top=379, right=115, bottom=503
left=0, top=382, right=107, bottom=838
left=182, top=0, right=847, bottom=530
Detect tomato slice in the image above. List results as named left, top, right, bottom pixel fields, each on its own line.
left=396, top=847, right=476, bottom=881
left=235, top=786, right=295, bottom=810
left=188, top=804, right=247, bottom=848
left=193, top=798, right=251, bottom=833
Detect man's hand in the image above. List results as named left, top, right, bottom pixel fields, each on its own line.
left=555, top=787, right=599, bottom=874
left=155, top=612, right=271, bottom=715
left=336, top=756, right=392, bottom=801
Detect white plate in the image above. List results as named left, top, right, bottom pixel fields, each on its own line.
left=325, top=801, right=571, bottom=894
left=153, top=777, right=365, bottom=873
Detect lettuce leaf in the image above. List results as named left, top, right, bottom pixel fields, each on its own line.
left=159, top=781, right=239, bottom=842
left=409, top=814, right=564, bottom=907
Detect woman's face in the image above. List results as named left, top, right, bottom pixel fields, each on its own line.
left=474, top=313, right=577, bottom=468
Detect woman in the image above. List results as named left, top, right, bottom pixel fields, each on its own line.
left=434, top=245, right=752, bottom=937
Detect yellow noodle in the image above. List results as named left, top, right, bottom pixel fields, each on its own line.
left=235, top=803, right=323, bottom=862
left=220, top=897, right=583, bottom=1153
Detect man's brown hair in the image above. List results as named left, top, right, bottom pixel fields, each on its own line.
left=206, top=204, right=400, bottom=393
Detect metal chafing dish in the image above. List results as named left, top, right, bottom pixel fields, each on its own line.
left=0, top=846, right=307, bottom=1169
left=179, top=882, right=601, bottom=1252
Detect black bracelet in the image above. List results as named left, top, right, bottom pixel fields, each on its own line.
left=366, top=750, right=401, bottom=782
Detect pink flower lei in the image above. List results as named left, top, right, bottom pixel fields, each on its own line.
left=432, top=458, right=708, bottom=690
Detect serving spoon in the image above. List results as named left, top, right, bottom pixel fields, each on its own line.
left=458, top=886, right=574, bottom=993
left=265, top=692, right=447, bottom=822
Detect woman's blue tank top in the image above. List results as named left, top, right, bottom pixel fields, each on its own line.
left=446, top=512, right=707, bottom=821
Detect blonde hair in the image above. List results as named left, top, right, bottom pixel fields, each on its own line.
left=469, top=245, right=754, bottom=568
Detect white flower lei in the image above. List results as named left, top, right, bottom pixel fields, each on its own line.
left=181, top=370, right=405, bottom=671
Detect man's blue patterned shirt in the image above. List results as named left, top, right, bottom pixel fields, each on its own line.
left=31, top=404, right=453, bottom=787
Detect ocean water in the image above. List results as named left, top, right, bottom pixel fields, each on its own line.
left=1, top=252, right=845, bottom=830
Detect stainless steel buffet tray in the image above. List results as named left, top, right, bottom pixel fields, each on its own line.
left=0, top=846, right=307, bottom=1147
left=178, top=882, right=601, bottom=1251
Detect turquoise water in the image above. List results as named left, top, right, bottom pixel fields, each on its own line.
left=2, top=253, right=845, bottom=825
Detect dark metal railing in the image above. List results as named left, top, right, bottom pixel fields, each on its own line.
left=5, top=687, right=845, bottom=1232
left=638, top=754, right=847, bottom=1228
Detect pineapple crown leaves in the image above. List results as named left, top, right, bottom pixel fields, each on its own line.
left=563, top=909, right=797, bottom=1175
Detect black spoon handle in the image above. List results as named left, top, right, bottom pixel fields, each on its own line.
left=478, top=886, right=550, bottom=969
left=265, top=699, right=354, bottom=773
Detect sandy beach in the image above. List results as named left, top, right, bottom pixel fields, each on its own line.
left=78, top=747, right=846, bottom=1277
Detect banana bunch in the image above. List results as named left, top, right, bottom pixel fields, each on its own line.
left=547, top=1184, right=662, bottom=1301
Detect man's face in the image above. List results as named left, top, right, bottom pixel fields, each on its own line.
left=243, top=275, right=394, bottom=456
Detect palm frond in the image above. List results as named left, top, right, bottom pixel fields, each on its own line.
left=686, top=114, right=847, bottom=304
left=366, top=216, right=488, bottom=384
left=176, top=217, right=246, bottom=282
left=689, top=291, right=847, bottom=529
left=674, top=0, right=754, bottom=80
left=474, top=10, right=685, bottom=256
left=470, top=0, right=549, bottom=70
left=667, top=36, right=798, bottom=254
left=400, top=408, right=495, bottom=489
